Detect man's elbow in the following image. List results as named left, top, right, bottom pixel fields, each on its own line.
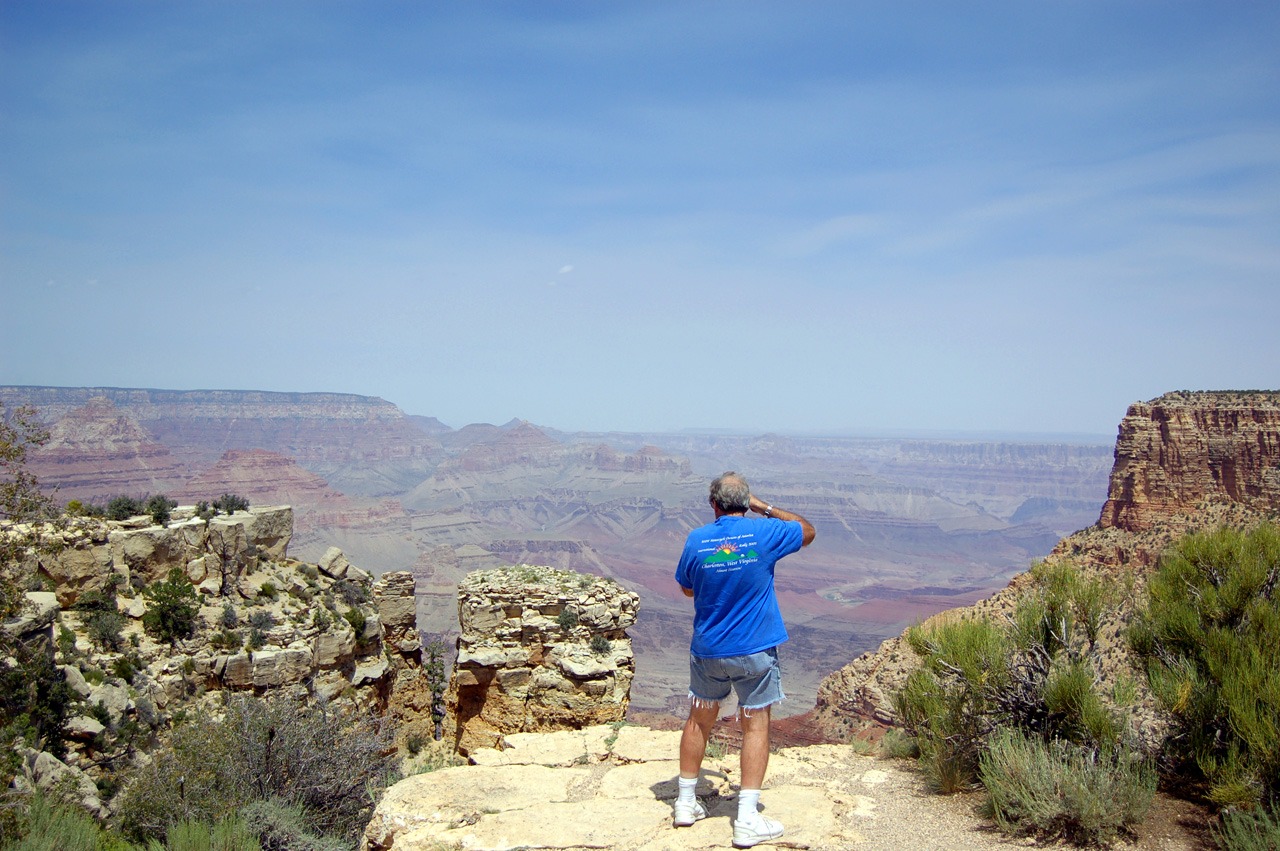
left=681, top=585, right=694, bottom=598
left=801, top=522, right=817, bottom=547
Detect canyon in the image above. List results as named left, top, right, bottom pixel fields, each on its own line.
left=1, top=385, right=1113, bottom=715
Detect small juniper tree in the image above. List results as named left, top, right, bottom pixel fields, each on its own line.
left=142, top=567, right=201, bottom=645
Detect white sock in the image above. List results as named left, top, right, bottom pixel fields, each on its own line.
left=677, top=775, right=698, bottom=805
left=738, top=789, right=761, bottom=823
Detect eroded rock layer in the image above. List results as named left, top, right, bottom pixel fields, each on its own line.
left=444, top=565, right=639, bottom=754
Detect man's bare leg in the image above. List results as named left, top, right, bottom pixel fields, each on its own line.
left=679, top=700, right=720, bottom=778
left=737, top=705, right=771, bottom=790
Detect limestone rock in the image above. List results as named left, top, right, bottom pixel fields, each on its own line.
left=61, top=664, right=91, bottom=698
left=443, top=565, right=639, bottom=755
left=2, top=591, right=59, bottom=642
left=20, top=748, right=105, bottom=819
left=318, top=546, right=351, bottom=579
left=375, top=571, right=420, bottom=657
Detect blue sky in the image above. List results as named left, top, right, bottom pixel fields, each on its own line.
left=2, top=2, right=1278, bottom=437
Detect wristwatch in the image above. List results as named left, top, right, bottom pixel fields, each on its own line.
left=764, top=504, right=773, bottom=517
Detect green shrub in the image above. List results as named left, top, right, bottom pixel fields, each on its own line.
left=142, top=568, right=200, bottom=645
left=1216, top=806, right=1280, bottom=851
left=894, top=560, right=1123, bottom=794
left=219, top=603, right=238, bottom=630
left=212, top=494, right=249, bottom=514
left=164, top=816, right=259, bottom=851
left=117, top=694, right=397, bottom=844
left=144, top=494, right=176, bottom=528
left=247, top=610, right=275, bottom=632
left=112, top=654, right=142, bottom=684
left=589, top=634, right=610, bottom=656
left=88, top=610, right=127, bottom=652
left=1129, top=524, right=1280, bottom=808
left=334, top=579, right=366, bottom=605
left=4, top=791, right=128, bottom=851
left=195, top=500, right=215, bottom=522
left=311, top=608, right=332, bottom=631
left=106, top=495, right=145, bottom=521
left=56, top=625, right=78, bottom=659
left=556, top=607, right=579, bottom=631
left=979, top=729, right=1154, bottom=845
left=209, top=629, right=241, bottom=653
left=257, top=582, right=277, bottom=601
left=342, top=607, right=366, bottom=637
left=240, top=798, right=349, bottom=851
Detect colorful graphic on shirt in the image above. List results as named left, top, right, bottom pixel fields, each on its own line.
left=704, top=540, right=760, bottom=564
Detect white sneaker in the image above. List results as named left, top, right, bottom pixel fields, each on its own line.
left=673, top=799, right=707, bottom=827
left=733, top=815, right=784, bottom=848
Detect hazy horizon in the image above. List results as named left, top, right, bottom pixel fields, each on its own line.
left=4, top=3, right=1277, bottom=436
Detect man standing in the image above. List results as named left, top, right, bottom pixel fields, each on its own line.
left=673, top=471, right=816, bottom=848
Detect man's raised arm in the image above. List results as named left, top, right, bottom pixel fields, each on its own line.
left=748, top=495, right=816, bottom=546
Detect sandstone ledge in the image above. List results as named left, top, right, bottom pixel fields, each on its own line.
left=364, top=725, right=1015, bottom=851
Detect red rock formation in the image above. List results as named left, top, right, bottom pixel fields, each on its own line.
left=1099, top=391, right=1280, bottom=532
left=29, top=397, right=190, bottom=500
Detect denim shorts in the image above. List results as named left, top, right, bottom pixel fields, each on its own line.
left=689, top=647, right=784, bottom=711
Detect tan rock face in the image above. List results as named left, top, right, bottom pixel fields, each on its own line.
left=1099, top=391, right=1280, bottom=532
left=444, top=565, right=639, bottom=754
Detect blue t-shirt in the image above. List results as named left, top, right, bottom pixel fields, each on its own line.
left=675, top=515, right=804, bottom=658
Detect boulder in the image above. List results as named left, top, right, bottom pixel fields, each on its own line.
left=318, top=547, right=351, bottom=579
left=20, top=748, right=105, bottom=819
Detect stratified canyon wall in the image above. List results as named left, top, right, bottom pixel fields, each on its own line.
left=1099, top=391, right=1280, bottom=532
left=1, top=387, right=441, bottom=495
left=801, top=390, right=1280, bottom=743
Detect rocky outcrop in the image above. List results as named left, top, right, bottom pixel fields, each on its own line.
left=805, top=390, right=1280, bottom=741
left=444, top=566, right=639, bottom=754
left=31, top=506, right=293, bottom=606
left=0, top=502, right=435, bottom=821
left=1099, top=391, right=1280, bottom=532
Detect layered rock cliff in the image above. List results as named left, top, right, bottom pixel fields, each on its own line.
left=2, top=386, right=442, bottom=495
left=1099, top=391, right=1280, bottom=532
left=805, top=390, right=1280, bottom=741
left=444, top=565, right=639, bottom=754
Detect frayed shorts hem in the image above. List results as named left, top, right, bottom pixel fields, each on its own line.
left=688, top=691, right=785, bottom=714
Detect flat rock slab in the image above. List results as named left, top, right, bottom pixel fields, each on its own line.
left=366, top=724, right=1019, bottom=851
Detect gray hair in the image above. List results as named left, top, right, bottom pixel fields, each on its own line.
left=709, top=471, right=750, bottom=513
